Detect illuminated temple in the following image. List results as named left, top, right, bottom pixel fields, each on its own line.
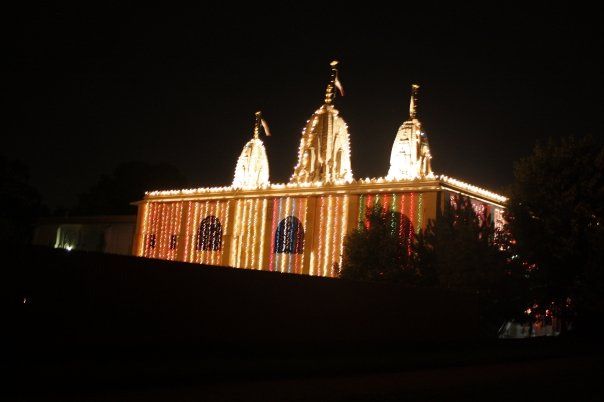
left=133, top=62, right=506, bottom=277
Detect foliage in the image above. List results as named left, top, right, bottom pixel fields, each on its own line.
left=414, top=195, right=526, bottom=331
left=340, top=204, right=416, bottom=283
left=74, top=161, right=189, bottom=215
left=0, top=156, right=42, bottom=246
left=506, top=135, right=604, bottom=330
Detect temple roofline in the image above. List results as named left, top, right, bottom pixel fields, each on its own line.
left=141, top=175, right=506, bottom=207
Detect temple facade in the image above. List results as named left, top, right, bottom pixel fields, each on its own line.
left=132, top=62, right=506, bottom=277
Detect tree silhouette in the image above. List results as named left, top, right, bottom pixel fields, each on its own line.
left=414, top=195, right=525, bottom=336
left=0, top=156, right=42, bottom=247
left=74, top=161, right=189, bottom=215
left=340, top=204, right=416, bottom=283
left=507, top=135, right=604, bottom=332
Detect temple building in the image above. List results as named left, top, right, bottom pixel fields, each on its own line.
left=132, top=61, right=506, bottom=277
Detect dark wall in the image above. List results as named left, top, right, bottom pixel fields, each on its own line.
left=5, top=247, right=479, bottom=353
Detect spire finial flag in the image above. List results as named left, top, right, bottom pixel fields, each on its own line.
left=409, top=84, right=420, bottom=119
left=325, top=60, right=344, bottom=104
left=254, top=111, right=271, bottom=138
left=253, top=111, right=261, bottom=139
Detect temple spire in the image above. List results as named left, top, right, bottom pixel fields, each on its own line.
left=409, top=84, right=419, bottom=120
left=324, top=60, right=343, bottom=105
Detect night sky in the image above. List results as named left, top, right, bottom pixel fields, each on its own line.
left=6, top=3, right=602, bottom=208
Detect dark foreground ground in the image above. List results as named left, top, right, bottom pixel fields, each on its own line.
left=3, top=247, right=602, bottom=401
left=5, top=338, right=602, bottom=401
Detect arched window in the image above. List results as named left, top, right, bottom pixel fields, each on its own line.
left=274, top=216, right=304, bottom=254
left=196, top=215, right=222, bottom=251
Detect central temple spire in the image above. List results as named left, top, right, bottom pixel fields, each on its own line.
left=291, top=61, right=353, bottom=184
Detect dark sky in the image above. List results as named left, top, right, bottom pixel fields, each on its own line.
left=6, top=3, right=603, bottom=208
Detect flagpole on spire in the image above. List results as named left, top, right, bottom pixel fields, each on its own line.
left=254, top=111, right=271, bottom=138
left=253, top=111, right=261, bottom=139
left=325, top=60, right=344, bottom=104
left=409, top=84, right=420, bottom=119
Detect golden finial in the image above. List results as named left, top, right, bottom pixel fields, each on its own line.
left=253, top=111, right=261, bottom=139
left=325, top=60, right=340, bottom=104
left=409, top=84, right=420, bottom=119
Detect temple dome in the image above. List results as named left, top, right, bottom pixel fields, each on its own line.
left=387, top=84, right=433, bottom=180
left=232, top=113, right=270, bottom=189
left=290, top=62, right=353, bottom=184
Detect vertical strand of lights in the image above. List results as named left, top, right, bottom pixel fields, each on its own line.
left=390, top=194, right=398, bottom=236
left=293, top=199, right=300, bottom=274
left=215, top=201, right=223, bottom=265
left=191, top=202, right=201, bottom=263
left=275, top=198, right=284, bottom=271
left=408, top=193, right=415, bottom=255
left=209, top=201, right=217, bottom=265
left=150, top=203, right=158, bottom=259
left=417, top=193, right=423, bottom=234
left=382, top=194, right=390, bottom=221
left=200, top=201, right=209, bottom=264
left=366, top=194, right=373, bottom=229
left=214, top=201, right=221, bottom=264
left=170, top=203, right=178, bottom=260
left=231, top=199, right=242, bottom=268
left=208, top=201, right=216, bottom=263
left=269, top=198, right=278, bottom=271
left=175, top=202, right=184, bottom=261
left=152, top=202, right=164, bottom=258
left=165, top=203, right=174, bottom=260
left=281, top=197, right=291, bottom=273
left=194, top=202, right=201, bottom=264
left=287, top=198, right=296, bottom=274
left=213, top=201, right=220, bottom=264
left=167, top=203, right=175, bottom=260
left=330, top=196, right=338, bottom=277
left=163, top=203, right=171, bottom=259
left=158, top=203, right=166, bottom=259
left=259, top=198, right=267, bottom=271
left=240, top=200, right=249, bottom=268
left=358, top=195, right=365, bottom=229
left=324, top=196, right=332, bottom=277
left=399, top=194, right=406, bottom=251
left=152, top=202, right=160, bottom=258
left=316, top=196, right=325, bottom=276
left=339, top=195, right=349, bottom=269
left=331, top=196, right=340, bottom=277
left=246, top=199, right=255, bottom=268
left=143, top=202, right=152, bottom=257
left=138, top=203, right=149, bottom=257
left=142, top=203, right=151, bottom=257
left=300, top=198, right=308, bottom=275
left=251, top=198, right=259, bottom=269
left=218, top=200, right=227, bottom=266
left=299, top=198, right=307, bottom=274
left=144, top=203, right=152, bottom=257
left=165, top=203, right=173, bottom=259
left=246, top=199, right=253, bottom=268
left=183, top=202, right=192, bottom=262
left=172, top=202, right=181, bottom=261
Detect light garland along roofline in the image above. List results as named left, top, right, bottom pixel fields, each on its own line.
left=141, top=175, right=507, bottom=206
